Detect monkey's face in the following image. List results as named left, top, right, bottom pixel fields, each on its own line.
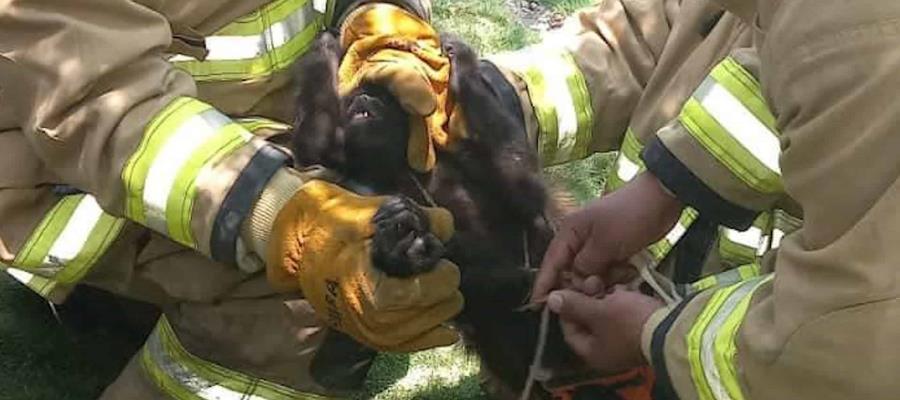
left=340, top=83, right=410, bottom=190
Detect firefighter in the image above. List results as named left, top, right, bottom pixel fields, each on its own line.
left=0, top=1, right=463, bottom=398
left=485, top=0, right=899, bottom=398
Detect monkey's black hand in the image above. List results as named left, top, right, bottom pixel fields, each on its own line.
left=371, top=197, right=446, bottom=277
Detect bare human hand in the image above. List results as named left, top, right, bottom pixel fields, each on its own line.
left=547, top=287, right=664, bottom=374
left=532, top=172, right=683, bottom=302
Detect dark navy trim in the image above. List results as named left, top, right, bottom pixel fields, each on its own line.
left=642, top=137, right=757, bottom=230
left=672, top=216, right=718, bottom=284
left=650, top=292, right=698, bottom=400
left=210, top=145, right=290, bottom=265
left=51, top=185, right=85, bottom=196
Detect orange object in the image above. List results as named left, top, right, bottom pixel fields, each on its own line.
left=547, top=367, right=655, bottom=400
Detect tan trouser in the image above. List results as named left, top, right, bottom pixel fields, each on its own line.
left=83, top=232, right=348, bottom=399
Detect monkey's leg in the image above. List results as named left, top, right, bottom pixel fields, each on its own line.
left=442, top=33, right=549, bottom=221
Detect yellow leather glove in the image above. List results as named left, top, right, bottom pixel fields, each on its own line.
left=338, top=3, right=464, bottom=172
left=266, top=178, right=463, bottom=352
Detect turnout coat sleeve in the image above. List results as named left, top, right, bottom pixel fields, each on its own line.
left=0, top=0, right=429, bottom=267
left=641, top=1, right=900, bottom=399
left=0, top=0, right=289, bottom=262
left=488, top=0, right=682, bottom=166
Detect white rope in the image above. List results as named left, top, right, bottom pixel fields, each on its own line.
left=520, top=305, right=551, bottom=400
left=629, top=253, right=681, bottom=305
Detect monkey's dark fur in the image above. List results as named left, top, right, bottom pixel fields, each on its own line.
left=289, top=32, right=584, bottom=398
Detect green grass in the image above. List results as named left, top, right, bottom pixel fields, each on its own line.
left=0, top=278, right=145, bottom=399
left=534, top=0, right=597, bottom=14
left=433, top=0, right=540, bottom=54
left=545, top=153, right=613, bottom=204
left=0, top=0, right=613, bottom=398
left=362, top=347, right=484, bottom=399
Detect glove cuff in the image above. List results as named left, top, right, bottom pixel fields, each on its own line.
left=241, top=168, right=305, bottom=263
left=334, top=1, right=432, bottom=29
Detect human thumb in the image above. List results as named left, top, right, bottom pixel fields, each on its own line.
left=547, top=289, right=596, bottom=324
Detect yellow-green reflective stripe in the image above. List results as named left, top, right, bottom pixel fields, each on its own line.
left=701, top=278, right=759, bottom=400
left=176, top=17, right=321, bottom=81
left=774, top=209, right=802, bottom=233
left=737, top=263, right=761, bottom=280
left=3, top=266, right=60, bottom=299
left=693, top=76, right=780, bottom=176
left=620, top=128, right=643, bottom=162
left=216, top=0, right=309, bottom=36
left=124, top=98, right=211, bottom=224
left=719, top=213, right=773, bottom=265
left=323, top=0, right=336, bottom=26
left=714, top=275, right=771, bottom=400
left=167, top=123, right=252, bottom=247
left=13, top=195, right=83, bottom=270
left=679, top=78, right=782, bottom=193
left=234, top=117, right=292, bottom=134
left=709, top=58, right=776, bottom=131
left=55, top=210, right=125, bottom=285
left=646, top=207, right=699, bottom=262
left=605, top=129, right=645, bottom=193
left=691, top=263, right=762, bottom=293
left=718, top=230, right=758, bottom=266
left=687, top=282, right=741, bottom=400
left=495, top=48, right=592, bottom=166
left=173, top=2, right=322, bottom=82
left=617, top=129, right=645, bottom=182
left=142, top=316, right=332, bottom=400
left=123, top=98, right=252, bottom=248
left=680, top=97, right=781, bottom=194
left=614, top=155, right=641, bottom=185
left=12, top=195, right=124, bottom=283
left=692, top=275, right=718, bottom=292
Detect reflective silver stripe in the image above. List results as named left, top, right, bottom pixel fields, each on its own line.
left=695, top=79, right=781, bottom=175
left=6, top=268, right=37, bottom=287
left=2, top=266, right=67, bottom=302
left=699, top=275, right=772, bottom=400
left=43, top=195, right=105, bottom=268
left=142, top=316, right=330, bottom=400
left=771, top=229, right=785, bottom=248
left=169, top=2, right=318, bottom=62
left=756, top=228, right=787, bottom=255
left=700, top=281, right=755, bottom=400
left=144, top=326, right=268, bottom=400
left=724, top=226, right=764, bottom=249
left=142, top=109, right=236, bottom=234
left=489, top=46, right=592, bottom=166
left=312, top=0, right=328, bottom=13
left=616, top=154, right=641, bottom=182
left=665, top=221, right=688, bottom=245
